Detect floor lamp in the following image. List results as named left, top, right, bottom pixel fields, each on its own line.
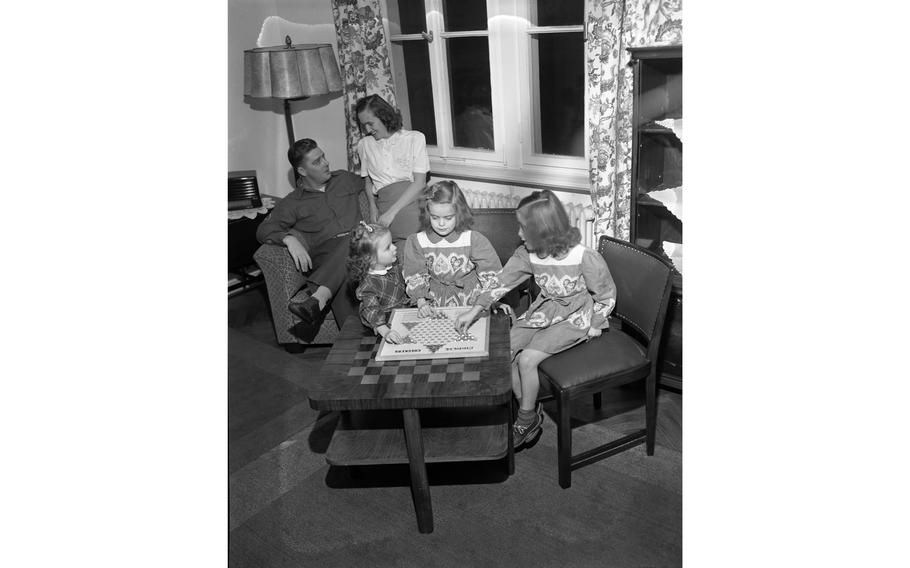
left=244, top=36, right=343, bottom=149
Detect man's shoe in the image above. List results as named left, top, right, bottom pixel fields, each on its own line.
left=283, top=343, right=307, bottom=354
left=289, top=296, right=322, bottom=325
left=294, top=319, right=319, bottom=343
left=513, top=410, right=544, bottom=449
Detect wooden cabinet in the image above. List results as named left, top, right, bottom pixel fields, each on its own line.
left=628, top=45, right=682, bottom=391
left=227, top=196, right=275, bottom=296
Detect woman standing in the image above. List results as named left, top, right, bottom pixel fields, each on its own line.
left=355, top=94, right=429, bottom=253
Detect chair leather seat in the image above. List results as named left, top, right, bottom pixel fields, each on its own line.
left=540, top=329, right=648, bottom=391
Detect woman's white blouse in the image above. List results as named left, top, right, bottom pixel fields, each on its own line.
left=357, top=129, right=430, bottom=193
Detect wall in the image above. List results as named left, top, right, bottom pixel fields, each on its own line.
left=228, top=0, right=348, bottom=198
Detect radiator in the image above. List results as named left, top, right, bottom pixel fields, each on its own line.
left=462, top=188, right=596, bottom=249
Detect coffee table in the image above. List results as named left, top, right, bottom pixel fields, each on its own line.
left=307, top=312, right=514, bottom=533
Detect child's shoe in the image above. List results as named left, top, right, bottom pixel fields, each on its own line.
left=513, top=406, right=544, bottom=449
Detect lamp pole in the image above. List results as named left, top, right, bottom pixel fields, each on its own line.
left=283, top=99, right=295, bottom=149
left=283, top=96, right=312, bottom=149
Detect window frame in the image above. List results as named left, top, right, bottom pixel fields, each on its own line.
left=381, top=0, right=589, bottom=192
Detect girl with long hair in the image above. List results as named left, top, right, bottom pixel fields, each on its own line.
left=401, top=180, right=502, bottom=316
left=454, top=190, right=617, bottom=448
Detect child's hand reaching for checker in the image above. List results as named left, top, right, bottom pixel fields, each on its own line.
left=416, top=298, right=438, bottom=318
left=378, top=325, right=403, bottom=344
left=453, top=305, right=484, bottom=334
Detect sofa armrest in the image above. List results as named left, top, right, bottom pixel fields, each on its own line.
left=253, top=244, right=309, bottom=345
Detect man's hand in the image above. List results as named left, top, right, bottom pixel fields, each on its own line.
left=378, top=209, right=396, bottom=228
left=586, top=327, right=603, bottom=339
left=453, top=305, right=483, bottom=334
left=283, top=235, right=312, bottom=272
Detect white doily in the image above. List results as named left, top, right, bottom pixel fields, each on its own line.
left=646, top=186, right=682, bottom=222
left=655, top=118, right=683, bottom=141
left=228, top=196, right=276, bottom=220
left=662, top=241, right=683, bottom=274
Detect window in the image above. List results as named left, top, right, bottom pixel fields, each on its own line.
left=383, top=0, right=588, bottom=190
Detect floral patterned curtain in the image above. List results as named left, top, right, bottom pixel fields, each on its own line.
left=585, top=0, right=682, bottom=241
left=331, top=0, right=398, bottom=171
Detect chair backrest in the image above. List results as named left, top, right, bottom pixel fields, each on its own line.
left=470, top=208, right=522, bottom=265
left=470, top=208, right=527, bottom=311
left=598, top=236, right=675, bottom=360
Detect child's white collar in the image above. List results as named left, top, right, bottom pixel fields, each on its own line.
left=369, top=265, right=392, bottom=275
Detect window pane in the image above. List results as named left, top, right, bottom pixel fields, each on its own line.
left=534, top=33, right=584, bottom=156
left=446, top=37, right=494, bottom=150
left=398, top=41, right=437, bottom=145
left=395, top=0, right=427, bottom=35
left=443, top=0, right=488, bottom=32
left=535, top=0, right=584, bottom=27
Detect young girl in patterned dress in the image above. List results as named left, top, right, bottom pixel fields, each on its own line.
left=347, top=222, right=412, bottom=344
left=454, top=190, right=617, bottom=448
left=401, top=180, right=503, bottom=317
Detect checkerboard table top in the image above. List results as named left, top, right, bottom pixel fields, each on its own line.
left=351, top=335, right=483, bottom=384
left=307, top=313, right=513, bottom=411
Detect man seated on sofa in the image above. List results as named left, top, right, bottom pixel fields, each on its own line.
left=256, top=138, right=366, bottom=342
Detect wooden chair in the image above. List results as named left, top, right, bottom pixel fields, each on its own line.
left=537, top=235, right=675, bottom=488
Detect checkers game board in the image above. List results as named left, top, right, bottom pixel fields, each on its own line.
left=372, top=307, right=490, bottom=362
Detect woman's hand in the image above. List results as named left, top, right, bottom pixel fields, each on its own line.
left=364, top=179, right=378, bottom=223
left=378, top=209, right=396, bottom=228
left=586, top=327, right=603, bottom=339
left=453, top=305, right=483, bottom=334
left=368, top=201, right=379, bottom=223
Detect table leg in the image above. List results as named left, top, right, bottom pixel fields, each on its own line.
left=401, top=408, right=433, bottom=533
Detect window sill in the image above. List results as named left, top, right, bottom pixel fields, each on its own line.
left=428, top=159, right=591, bottom=195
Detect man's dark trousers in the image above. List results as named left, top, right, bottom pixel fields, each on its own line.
left=304, top=234, right=357, bottom=328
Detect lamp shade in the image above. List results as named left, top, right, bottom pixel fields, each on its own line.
left=244, top=40, right=343, bottom=100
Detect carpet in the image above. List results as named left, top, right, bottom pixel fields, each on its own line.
left=229, top=289, right=681, bottom=567
left=229, top=405, right=681, bottom=568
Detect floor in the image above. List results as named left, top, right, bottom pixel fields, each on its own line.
left=228, top=287, right=682, bottom=567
